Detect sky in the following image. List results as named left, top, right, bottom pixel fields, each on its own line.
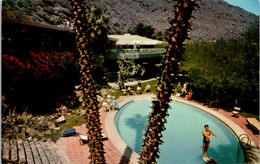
left=223, top=0, right=259, bottom=15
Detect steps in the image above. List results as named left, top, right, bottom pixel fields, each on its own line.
left=2, top=138, right=69, bottom=164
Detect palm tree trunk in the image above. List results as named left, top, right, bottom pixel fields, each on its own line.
left=71, top=0, right=106, bottom=163
left=139, top=0, right=197, bottom=163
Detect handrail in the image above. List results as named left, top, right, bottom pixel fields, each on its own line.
left=238, top=133, right=251, bottom=147
left=238, top=134, right=249, bottom=140
left=2, top=121, right=54, bottom=141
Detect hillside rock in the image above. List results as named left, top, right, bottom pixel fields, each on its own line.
left=88, top=0, right=258, bottom=41
left=3, top=0, right=259, bottom=41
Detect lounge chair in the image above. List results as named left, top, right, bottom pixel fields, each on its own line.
left=246, top=118, right=259, bottom=133
left=61, top=128, right=78, bottom=137
left=121, top=88, right=127, bottom=95
left=232, top=107, right=241, bottom=117
left=79, top=132, right=108, bottom=145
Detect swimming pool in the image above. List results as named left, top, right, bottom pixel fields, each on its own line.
left=115, top=99, right=245, bottom=164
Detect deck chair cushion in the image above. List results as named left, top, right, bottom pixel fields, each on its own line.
left=232, top=107, right=241, bottom=117
left=61, top=128, right=78, bottom=137
left=79, top=132, right=107, bottom=145
left=79, top=134, right=88, bottom=140
left=246, top=118, right=260, bottom=132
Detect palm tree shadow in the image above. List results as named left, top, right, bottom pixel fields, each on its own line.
left=119, top=146, right=132, bottom=164
left=119, top=114, right=149, bottom=163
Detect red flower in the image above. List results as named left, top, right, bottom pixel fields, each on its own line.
left=9, top=56, right=14, bottom=61
left=20, top=28, right=26, bottom=33
left=27, top=60, right=30, bottom=69
left=12, top=77, right=18, bottom=81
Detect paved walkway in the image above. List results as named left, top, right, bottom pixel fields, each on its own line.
left=57, top=94, right=259, bottom=164
left=2, top=138, right=69, bottom=164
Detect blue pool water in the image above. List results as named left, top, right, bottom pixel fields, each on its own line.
left=115, top=99, right=245, bottom=164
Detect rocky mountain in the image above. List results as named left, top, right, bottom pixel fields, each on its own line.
left=3, top=0, right=259, bottom=41
left=88, top=0, right=258, bottom=41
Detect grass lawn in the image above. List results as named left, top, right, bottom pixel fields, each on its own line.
left=131, top=79, right=158, bottom=93
left=240, top=112, right=259, bottom=120
left=47, top=113, right=86, bottom=142
left=111, top=79, right=159, bottom=98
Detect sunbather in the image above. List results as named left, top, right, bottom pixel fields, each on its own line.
left=107, top=93, right=113, bottom=103
left=110, top=98, right=119, bottom=111
left=185, top=90, right=193, bottom=100
left=102, top=99, right=110, bottom=112
left=137, top=86, right=142, bottom=94
left=144, top=83, right=151, bottom=92
left=176, top=82, right=182, bottom=94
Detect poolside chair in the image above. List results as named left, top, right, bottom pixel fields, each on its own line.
left=61, top=128, right=78, bottom=137
left=79, top=132, right=108, bottom=145
left=121, top=88, right=127, bottom=95
left=231, top=107, right=241, bottom=117
left=246, top=118, right=259, bottom=133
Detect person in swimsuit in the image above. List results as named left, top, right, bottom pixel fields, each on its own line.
left=202, top=125, right=217, bottom=161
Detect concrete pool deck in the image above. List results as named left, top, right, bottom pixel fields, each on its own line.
left=58, top=94, right=259, bottom=163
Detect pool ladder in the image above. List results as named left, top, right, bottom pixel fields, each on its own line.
left=238, top=134, right=251, bottom=148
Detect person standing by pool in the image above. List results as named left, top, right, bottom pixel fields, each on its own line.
left=202, top=125, right=217, bottom=162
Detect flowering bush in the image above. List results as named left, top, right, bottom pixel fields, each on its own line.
left=2, top=50, right=78, bottom=92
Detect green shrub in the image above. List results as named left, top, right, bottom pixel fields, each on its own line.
left=181, top=27, right=259, bottom=113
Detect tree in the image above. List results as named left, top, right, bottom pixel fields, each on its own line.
left=154, top=31, right=164, bottom=41
left=130, top=23, right=155, bottom=39
left=180, top=27, right=259, bottom=112
left=117, top=54, right=145, bottom=88
left=139, top=0, right=197, bottom=163
left=85, top=4, right=110, bottom=88
left=71, top=0, right=106, bottom=163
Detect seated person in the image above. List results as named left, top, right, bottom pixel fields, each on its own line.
left=144, top=83, right=151, bottom=92
left=176, top=82, right=182, bottom=94
left=137, top=86, right=142, bottom=94
left=97, top=94, right=104, bottom=102
left=110, top=98, right=119, bottom=111
left=181, top=82, right=188, bottom=95
left=107, top=93, right=113, bottom=104
left=209, top=97, right=220, bottom=108
left=102, top=99, right=110, bottom=112
left=121, top=85, right=127, bottom=94
left=127, top=86, right=136, bottom=95
left=185, top=90, right=193, bottom=100
left=126, top=86, right=130, bottom=92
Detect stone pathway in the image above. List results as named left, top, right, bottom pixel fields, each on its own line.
left=2, top=138, right=69, bottom=164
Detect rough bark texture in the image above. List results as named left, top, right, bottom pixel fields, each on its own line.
left=139, top=0, right=197, bottom=163
left=71, top=0, right=106, bottom=163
